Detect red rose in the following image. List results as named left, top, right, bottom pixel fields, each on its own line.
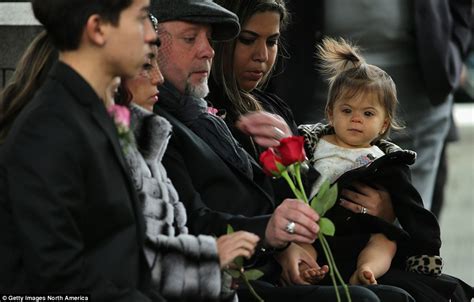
left=277, top=136, right=306, bottom=166
left=259, top=148, right=284, bottom=176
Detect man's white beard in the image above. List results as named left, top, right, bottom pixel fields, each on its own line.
left=185, top=78, right=209, bottom=99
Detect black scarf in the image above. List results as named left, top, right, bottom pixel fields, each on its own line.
left=158, top=81, right=254, bottom=179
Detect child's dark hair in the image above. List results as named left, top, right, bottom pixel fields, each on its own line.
left=31, top=0, right=133, bottom=51
left=317, top=37, right=403, bottom=138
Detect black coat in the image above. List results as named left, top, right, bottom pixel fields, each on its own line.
left=154, top=107, right=274, bottom=240
left=331, top=148, right=441, bottom=257
left=207, top=87, right=300, bottom=205
left=207, top=84, right=298, bottom=161
left=299, top=123, right=441, bottom=260
left=298, top=124, right=474, bottom=302
left=0, top=62, right=157, bottom=301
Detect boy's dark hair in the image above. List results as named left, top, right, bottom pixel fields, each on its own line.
left=32, top=0, right=133, bottom=51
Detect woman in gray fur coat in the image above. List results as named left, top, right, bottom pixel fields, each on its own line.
left=114, top=42, right=260, bottom=301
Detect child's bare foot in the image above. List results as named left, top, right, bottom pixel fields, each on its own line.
left=349, top=267, right=377, bottom=285
left=299, top=262, right=329, bottom=284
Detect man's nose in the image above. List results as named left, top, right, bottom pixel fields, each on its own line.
left=198, top=36, right=215, bottom=60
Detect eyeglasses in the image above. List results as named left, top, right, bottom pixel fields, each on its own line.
left=149, top=13, right=158, bottom=32
left=148, top=13, right=161, bottom=47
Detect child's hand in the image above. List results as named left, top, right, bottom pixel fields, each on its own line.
left=217, top=231, right=259, bottom=268
left=299, top=262, right=329, bottom=284
left=349, top=266, right=377, bottom=285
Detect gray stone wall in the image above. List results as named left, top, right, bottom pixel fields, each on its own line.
left=0, top=2, right=42, bottom=89
left=0, top=26, right=43, bottom=88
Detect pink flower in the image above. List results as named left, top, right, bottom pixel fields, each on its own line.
left=107, top=104, right=133, bottom=153
left=108, top=104, right=130, bottom=131
left=206, top=106, right=219, bottom=116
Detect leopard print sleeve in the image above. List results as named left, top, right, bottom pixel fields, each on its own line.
left=298, top=123, right=334, bottom=165
left=406, top=255, right=443, bottom=276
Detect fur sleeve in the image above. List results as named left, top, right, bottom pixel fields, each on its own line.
left=147, top=234, right=229, bottom=301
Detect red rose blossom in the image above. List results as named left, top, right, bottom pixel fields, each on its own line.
left=257, top=135, right=348, bottom=301
left=259, top=148, right=283, bottom=176
left=277, top=136, right=306, bottom=166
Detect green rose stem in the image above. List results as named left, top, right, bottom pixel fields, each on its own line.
left=319, top=234, right=352, bottom=302
left=319, top=233, right=341, bottom=301
left=281, top=170, right=302, bottom=200
left=226, top=225, right=265, bottom=302
left=279, top=162, right=351, bottom=302
left=240, top=269, right=264, bottom=302
left=294, top=163, right=308, bottom=202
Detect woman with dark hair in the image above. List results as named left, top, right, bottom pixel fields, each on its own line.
left=207, top=1, right=473, bottom=301
left=207, top=0, right=401, bottom=285
left=209, top=0, right=294, bottom=155
left=0, top=31, right=58, bottom=143
left=208, top=0, right=395, bottom=223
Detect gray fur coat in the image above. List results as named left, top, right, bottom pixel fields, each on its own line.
left=123, top=104, right=235, bottom=301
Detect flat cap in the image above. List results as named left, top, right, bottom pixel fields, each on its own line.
left=151, top=0, right=240, bottom=41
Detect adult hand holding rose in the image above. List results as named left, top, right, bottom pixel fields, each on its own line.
left=259, top=136, right=351, bottom=302
left=260, top=137, right=320, bottom=247
left=264, top=199, right=319, bottom=248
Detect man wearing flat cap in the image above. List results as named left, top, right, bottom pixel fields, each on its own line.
left=151, top=0, right=240, bottom=101
left=151, top=0, right=240, bottom=41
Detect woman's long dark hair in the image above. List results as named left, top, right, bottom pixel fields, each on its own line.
left=0, top=31, right=58, bottom=143
left=211, top=0, right=289, bottom=118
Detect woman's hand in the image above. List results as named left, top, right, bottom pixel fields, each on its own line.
left=265, top=199, right=319, bottom=248
left=236, top=111, right=292, bottom=148
left=340, top=182, right=396, bottom=222
left=275, top=243, right=321, bottom=285
left=217, top=231, right=260, bottom=269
